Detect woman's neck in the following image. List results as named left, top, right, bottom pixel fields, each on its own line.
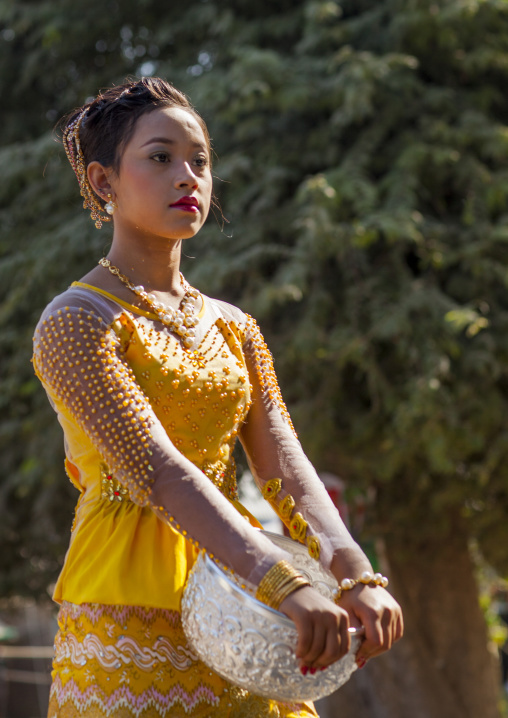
left=107, top=234, right=184, bottom=295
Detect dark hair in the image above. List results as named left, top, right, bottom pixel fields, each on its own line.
left=61, top=77, right=212, bottom=174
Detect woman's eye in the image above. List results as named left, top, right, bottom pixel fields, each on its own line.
left=193, top=156, right=209, bottom=168
left=152, top=152, right=170, bottom=163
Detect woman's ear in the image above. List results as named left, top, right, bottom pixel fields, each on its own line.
left=87, top=161, right=115, bottom=203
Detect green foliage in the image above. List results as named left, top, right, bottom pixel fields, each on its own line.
left=3, top=0, right=508, bottom=595
left=207, top=0, right=508, bottom=568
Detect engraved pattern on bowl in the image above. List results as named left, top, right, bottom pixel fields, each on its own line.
left=181, top=532, right=360, bottom=702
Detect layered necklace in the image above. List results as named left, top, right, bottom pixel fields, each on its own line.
left=98, top=257, right=200, bottom=349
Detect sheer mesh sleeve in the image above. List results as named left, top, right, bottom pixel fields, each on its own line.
left=32, top=299, right=291, bottom=588
left=240, top=315, right=367, bottom=574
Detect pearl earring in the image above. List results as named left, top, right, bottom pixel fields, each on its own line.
left=104, top=193, right=117, bottom=216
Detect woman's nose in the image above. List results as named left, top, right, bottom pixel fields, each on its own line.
left=175, top=162, right=198, bottom=189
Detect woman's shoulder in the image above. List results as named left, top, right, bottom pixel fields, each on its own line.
left=204, top=295, right=249, bottom=326
left=35, top=284, right=120, bottom=328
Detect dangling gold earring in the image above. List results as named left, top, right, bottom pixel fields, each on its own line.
left=105, top=193, right=117, bottom=216
left=62, top=108, right=112, bottom=229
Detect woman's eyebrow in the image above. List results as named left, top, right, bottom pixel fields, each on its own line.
left=140, top=136, right=205, bottom=150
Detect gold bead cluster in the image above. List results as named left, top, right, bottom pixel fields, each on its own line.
left=100, top=463, right=129, bottom=502
left=261, top=478, right=321, bottom=561
left=255, top=560, right=310, bottom=610
left=245, top=316, right=296, bottom=437
left=201, top=459, right=238, bottom=501
left=334, top=571, right=389, bottom=601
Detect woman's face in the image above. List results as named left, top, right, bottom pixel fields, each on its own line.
left=107, top=106, right=213, bottom=241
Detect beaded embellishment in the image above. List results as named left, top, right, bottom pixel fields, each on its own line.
left=100, top=463, right=130, bottom=502
left=261, top=477, right=321, bottom=561
left=261, top=479, right=282, bottom=501
left=33, top=307, right=155, bottom=507
left=202, top=459, right=238, bottom=501
left=288, top=512, right=307, bottom=542
left=99, top=459, right=238, bottom=505
left=245, top=315, right=296, bottom=436
left=306, top=536, right=321, bottom=561
left=99, top=258, right=200, bottom=349
left=280, top=495, right=296, bottom=519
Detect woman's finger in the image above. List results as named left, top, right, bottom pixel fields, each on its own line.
left=338, top=610, right=351, bottom=659
left=294, top=614, right=313, bottom=661
left=356, top=611, right=383, bottom=663
left=299, top=613, right=327, bottom=666
left=357, top=605, right=401, bottom=663
left=312, top=617, right=342, bottom=669
left=337, top=584, right=403, bottom=666
left=395, top=611, right=404, bottom=641
left=280, top=587, right=354, bottom=669
left=316, top=619, right=341, bottom=668
left=306, top=608, right=351, bottom=669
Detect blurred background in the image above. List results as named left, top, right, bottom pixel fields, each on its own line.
left=1, top=0, right=508, bottom=715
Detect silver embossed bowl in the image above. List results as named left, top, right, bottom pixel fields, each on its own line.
left=181, top=531, right=362, bottom=702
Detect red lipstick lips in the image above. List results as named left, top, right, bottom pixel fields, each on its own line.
left=170, top=196, right=199, bottom=212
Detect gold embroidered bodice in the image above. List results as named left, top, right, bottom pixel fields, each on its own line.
left=105, top=308, right=252, bottom=501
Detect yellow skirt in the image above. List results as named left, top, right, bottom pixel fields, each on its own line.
left=47, top=602, right=319, bottom=718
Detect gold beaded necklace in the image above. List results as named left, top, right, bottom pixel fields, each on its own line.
left=98, top=257, right=200, bottom=348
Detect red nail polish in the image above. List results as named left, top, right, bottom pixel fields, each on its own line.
left=300, top=666, right=308, bottom=676
left=320, top=666, right=327, bottom=671
left=357, top=657, right=366, bottom=669
left=310, top=667, right=317, bottom=675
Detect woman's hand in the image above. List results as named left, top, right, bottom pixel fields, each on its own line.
left=337, top=584, right=403, bottom=667
left=279, top=586, right=351, bottom=672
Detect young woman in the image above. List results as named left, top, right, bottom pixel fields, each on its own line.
left=33, top=77, right=403, bottom=718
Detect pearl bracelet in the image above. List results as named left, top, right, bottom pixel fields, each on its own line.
left=334, top=571, right=389, bottom=601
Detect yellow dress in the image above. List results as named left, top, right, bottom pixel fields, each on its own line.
left=33, top=283, right=320, bottom=718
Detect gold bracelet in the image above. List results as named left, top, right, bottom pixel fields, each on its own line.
left=256, top=560, right=310, bottom=610
left=257, top=573, right=291, bottom=602
left=334, top=571, right=389, bottom=601
left=257, top=572, right=296, bottom=606
left=269, top=575, right=310, bottom=609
